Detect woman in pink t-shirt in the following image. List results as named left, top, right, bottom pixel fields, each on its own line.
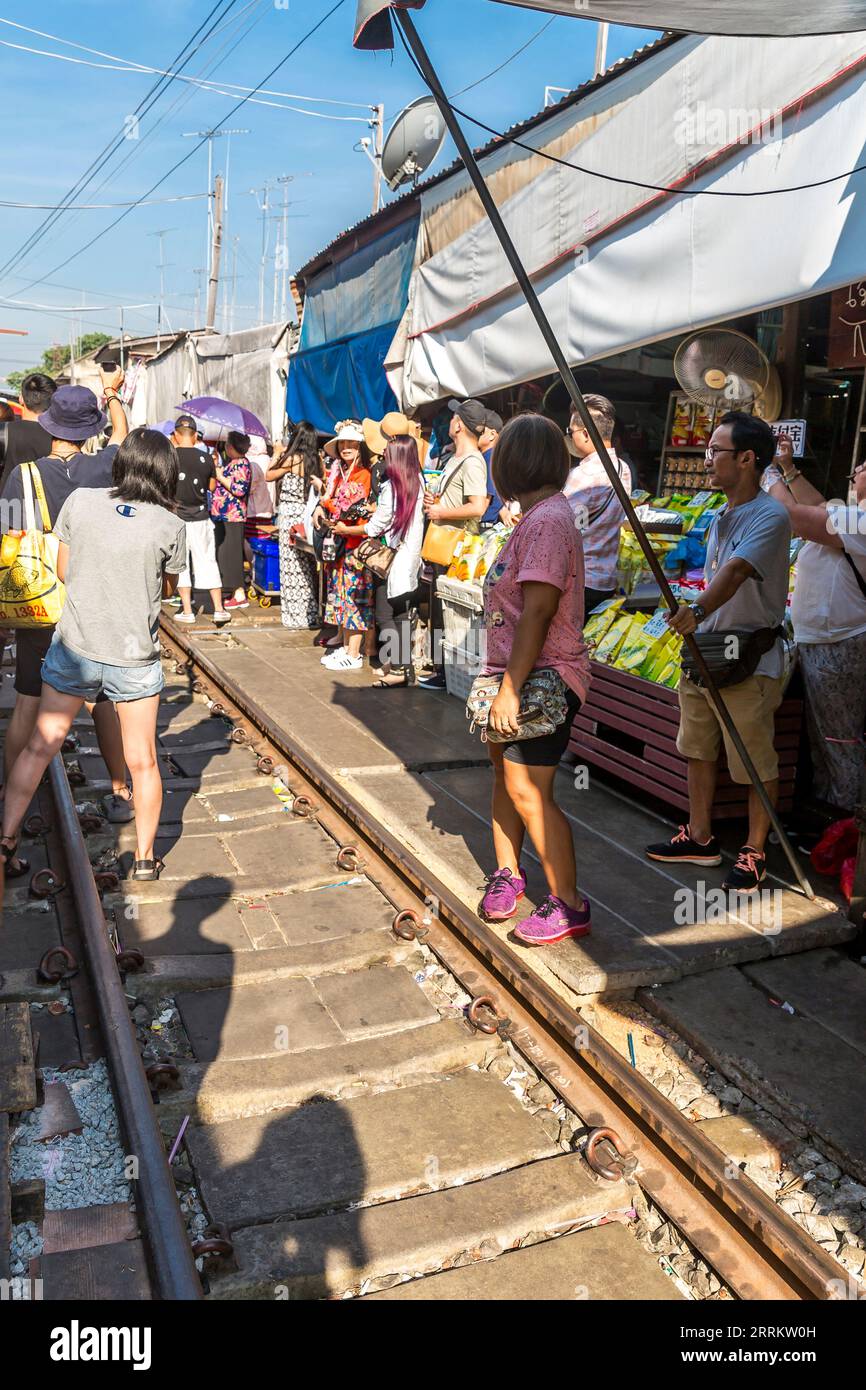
left=477, top=414, right=592, bottom=946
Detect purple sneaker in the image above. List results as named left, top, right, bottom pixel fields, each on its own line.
left=513, top=894, right=592, bottom=946
left=479, top=867, right=527, bottom=922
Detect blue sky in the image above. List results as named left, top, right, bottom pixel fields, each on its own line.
left=0, top=0, right=657, bottom=380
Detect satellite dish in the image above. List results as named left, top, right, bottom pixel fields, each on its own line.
left=381, top=96, right=447, bottom=192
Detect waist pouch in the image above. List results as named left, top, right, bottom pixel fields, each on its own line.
left=681, top=625, right=784, bottom=689
left=466, top=667, right=570, bottom=743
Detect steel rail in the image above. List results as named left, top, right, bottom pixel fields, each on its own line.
left=48, top=754, right=202, bottom=1301
left=161, top=618, right=844, bottom=1301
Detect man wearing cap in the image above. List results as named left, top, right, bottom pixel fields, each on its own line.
left=423, top=399, right=489, bottom=535
left=170, top=415, right=229, bottom=628
left=418, top=399, right=489, bottom=688
left=0, top=366, right=132, bottom=835
left=478, top=409, right=514, bottom=531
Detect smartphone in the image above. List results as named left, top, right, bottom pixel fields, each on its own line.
left=101, top=360, right=118, bottom=373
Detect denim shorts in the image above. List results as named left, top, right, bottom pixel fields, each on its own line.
left=42, top=636, right=165, bottom=704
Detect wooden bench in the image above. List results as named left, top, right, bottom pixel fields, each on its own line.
left=569, top=661, right=801, bottom=819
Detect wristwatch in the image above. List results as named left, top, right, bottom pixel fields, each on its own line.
left=688, top=602, right=706, bottom=623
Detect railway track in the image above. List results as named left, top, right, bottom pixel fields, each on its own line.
left=2, top=621, right=851, bottom=1302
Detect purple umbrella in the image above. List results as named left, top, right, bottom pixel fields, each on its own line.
left=152, top=419, right=176, bottom=436
left=178, top=395, right=269, bottom=440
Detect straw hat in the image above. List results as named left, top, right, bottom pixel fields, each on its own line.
left=363, top=411, right=427, bottom=464
left=324, top=420, right=366, bottom=458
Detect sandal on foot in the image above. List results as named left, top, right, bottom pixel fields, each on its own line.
left=131, top=858, right=164, bottom=882
left=372, top=672, right=410, bottom=689
left=0, top=836, right=29, bottom=879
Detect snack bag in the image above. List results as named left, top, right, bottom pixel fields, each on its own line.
left=453, top=536, right=482, bottom=581
left=593, top=612, right=634, bottom=665
left=689, top=403, right=713, bottom=447
left=670, top=399, right=694, bottom=447
left=612, top=615, right=659, bottom=672
left=583, top=597, right=625, bottom=646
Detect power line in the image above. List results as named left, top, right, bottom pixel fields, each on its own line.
left=0, top=0, right=242, bottom=283
left=13, top=0, right=350, bottom=297
left=451, top=19, right=555, bottom=97
left=0, top=17, right=372, bottom=105
left=0, top=194, right=209, bottom=210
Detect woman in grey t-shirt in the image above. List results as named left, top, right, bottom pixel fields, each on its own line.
left=1, top=430, right=186, bottom=883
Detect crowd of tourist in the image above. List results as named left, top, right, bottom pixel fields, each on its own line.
left=0, top=367, right=862, bottom=934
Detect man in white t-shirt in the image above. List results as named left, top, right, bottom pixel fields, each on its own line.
left=766, top=438, right=866, bottom=811
left=563, top=394, right=632, bottom=615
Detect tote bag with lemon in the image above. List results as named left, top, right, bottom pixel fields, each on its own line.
left=0, top=462, right=65, bottom=627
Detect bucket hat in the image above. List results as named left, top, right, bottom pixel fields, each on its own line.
left=39, top=385, right=106, bottom=442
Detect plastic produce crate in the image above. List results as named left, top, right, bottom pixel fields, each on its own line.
left=442, top=639, right=485, bottom=701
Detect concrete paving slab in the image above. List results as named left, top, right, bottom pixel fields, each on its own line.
left=255, top=881, right=396, bottom=947
left=122, top=820, right=346, bottom=901
left=176, top=977, right=342, bottom=1062
left=128, top=931, right=411, bottom=996
left=363, top=1223, right=680, bottom=1300
left=212, top=1153, right=632, bottom=1299
left=641, top=968, right=866, bottom=1182
left=116, top=896, right=253, bottom=956
left=742, top=950, right=866, bottom=1057
left=187, top=1070, right=558, bottom=1230
left=0, top=909, right=61, bottom=974
left=314, top=965, right=439, bottom=1041
left=168, top=745, right=258, bottom=780
left=199, top=785, right=288, bottom=823
left=159, top=1020, right=488, bottom=1125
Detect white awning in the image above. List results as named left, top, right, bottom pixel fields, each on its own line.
left=388, top=32, right=866, bottom=409
left=354, top=0, right=866, bottom=45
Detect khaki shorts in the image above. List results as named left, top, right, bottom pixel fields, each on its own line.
left=676, top=673, right=784, bottom=784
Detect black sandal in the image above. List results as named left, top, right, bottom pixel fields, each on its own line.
left=131, top=858, right=165, bottom=882
left=372, top=672, right=410, bottom=689
left=0, top=836, right=30, bottom=879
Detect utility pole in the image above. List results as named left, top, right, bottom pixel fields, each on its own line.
left=250, top=182, right=272, bottom=327
left=149, top=228, right=175, bottom=352
left=206, top=175, right=224, bottom=333
left=371, top=103, right=384, bottom=215
left=183, top=128, right=250, bottom=285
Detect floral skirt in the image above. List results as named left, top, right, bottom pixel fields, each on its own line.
left=324, top=555, right=373, bottom=632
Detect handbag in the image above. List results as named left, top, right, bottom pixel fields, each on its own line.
left=356, top=535, right=396, bottom=578
left=466, top=667, right=570, bottom=743
left=421, top=522, right=465, bottom=567
left=0, top=462, right=65, bottom=628
left=680, top=626, right=784, bottom=690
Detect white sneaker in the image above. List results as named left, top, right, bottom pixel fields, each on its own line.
left=321, top=647, right=345, bottom=665
left=327, top=651, right=363, bottom=671
left=213, top=610, right=231, bottom=626
left=176, top=612, right=196, bottom=625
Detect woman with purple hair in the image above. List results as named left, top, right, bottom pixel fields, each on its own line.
left=360, top=435, right=425, bottom=687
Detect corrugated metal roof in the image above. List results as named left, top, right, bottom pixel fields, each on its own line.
left=298, top=30, right=681, bottom=283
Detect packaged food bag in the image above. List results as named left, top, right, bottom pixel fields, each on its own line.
left=583, top=596, right=625, bottom=646
left=593, top=612, right=634, bottom=665
left=670, top=399, right=694, bottom=446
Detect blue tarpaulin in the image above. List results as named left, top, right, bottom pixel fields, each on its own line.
left=286, top=322, right=401, bottom=433
left=286, top=213, right=419, bottom=433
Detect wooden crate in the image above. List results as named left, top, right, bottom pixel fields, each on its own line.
left=569, top=661, right=801, bottom=818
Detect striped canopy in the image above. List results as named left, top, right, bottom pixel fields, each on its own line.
left=354, top=0, right=866, bottom=47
